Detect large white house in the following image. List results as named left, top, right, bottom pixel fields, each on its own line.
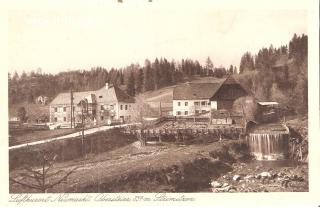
left=172, top=76, right=249, bottom=116
left=50, top=83, right=135, bottom=125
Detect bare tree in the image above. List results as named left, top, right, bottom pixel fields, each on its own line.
left=10, top=150, right=78, bottom=193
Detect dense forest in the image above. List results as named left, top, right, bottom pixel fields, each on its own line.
left=8, top=33, right=307, bottom=115
left=8, top=57, right=235, bottom=104
left=237, top=33, right=308, bottom=115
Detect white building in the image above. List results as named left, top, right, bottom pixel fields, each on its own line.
left=172, top=76, right=250, bottom=116
left=50, top=83, right=135, bottom=125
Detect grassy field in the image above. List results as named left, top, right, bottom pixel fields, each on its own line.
left=9, top=128, right=78, bottom=146
left=136, top=76, right=225, bottom=116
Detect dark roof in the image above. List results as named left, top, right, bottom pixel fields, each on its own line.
left=173, top=82, right=221, bottom=100
left=173, top=75, right=252, bottom=100
left=222, top=75, right=238, bottom=85
left=50, top=85, right=134, bottom=105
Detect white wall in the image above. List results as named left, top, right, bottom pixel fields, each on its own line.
left=173, top=99, right=216, bottom=116
left=118, top=102, right=134, bottom=121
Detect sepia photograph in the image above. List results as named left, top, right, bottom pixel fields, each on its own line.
left=3, top=0, right=319, bottom=205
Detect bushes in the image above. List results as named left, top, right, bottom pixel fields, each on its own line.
left=209, top=141, right=252, bottom=163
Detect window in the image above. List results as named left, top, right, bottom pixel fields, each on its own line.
left=54, top=107, right=57, bottom=112
left=125, top=105, right=128, bottom=110
left=63, top=117, right=66, bottom=121
left=120, top=105, right=123, bottom=110
left=54, top=117, right=57, bottom=122
left=101, top=105, right=104, bottom=110
left=99, top=95, right=103, bottom=98
left=208, top=102, right=211, bottom=105
left=194, top=102, right=199, bottom=106
left=201, top=101, right=206, bottom=106
left=101, top=116, right=104, bottom=120
left=202, top=110, right=206, bottom=113
left=185, top=111, right=188, bottom=115
left=177, top=111, right=181, bottom=115
left=185, top=102, right=188, bottom=106
left=63, top=107, right=66, bottom=112
left=110, top=105, right=114, bottom=110
left=178, top=102, right=181, bottom=106
left=195, top=110, right=199, bottom=114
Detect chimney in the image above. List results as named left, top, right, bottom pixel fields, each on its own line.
left=105, top=83, right=109, bottom=89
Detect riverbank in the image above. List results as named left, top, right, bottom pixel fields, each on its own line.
left=10, top=138, right=308, bottom=193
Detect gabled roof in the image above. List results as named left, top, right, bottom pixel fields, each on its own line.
left=173, top=82, right=221, bottom=100
left=50, top=85, right=134, bottom=105
left=222, top=75, right=238, bottom=85
left=50, top=90, right=96, bottom=105
left=214, top=75, right=255, bottom=98
left=173, top=75, right=252, bottom=101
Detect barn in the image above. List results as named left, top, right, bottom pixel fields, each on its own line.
left=172, top=75, right=250, bottom=116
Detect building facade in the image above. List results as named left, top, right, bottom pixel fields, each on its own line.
left=49, top=83, right=135, bottom=126
left=172, top=76, right=249, bottom=117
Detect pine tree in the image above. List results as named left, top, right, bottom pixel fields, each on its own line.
left=136, top=69, right=144, bottom=94
left=228, top=65, right=234, bottom=74
left=205, top=57, right=214, bottom=76
left=239, top=52, right=255, bottom=73
left=144, top=59, right=154, bottom=91
left=153, top=58, right=160, bottom=90
left=126, top=71, right=135, bottom=96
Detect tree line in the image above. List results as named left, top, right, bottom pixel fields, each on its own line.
left=9, top=58, right=235, bottom=104
left=237, top=33, right=308, bottom=115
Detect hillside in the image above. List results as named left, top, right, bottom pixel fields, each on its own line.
left=136, top=76, right=225, bottom=116
left=8, top=77, right=226, bottom=122
left=9, top=102, right=49, bottom=121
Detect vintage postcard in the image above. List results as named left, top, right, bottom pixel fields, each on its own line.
left=1, top=0, right=319, bottom=206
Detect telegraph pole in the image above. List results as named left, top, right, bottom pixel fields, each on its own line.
left=70, top=89, right=74, bottom=128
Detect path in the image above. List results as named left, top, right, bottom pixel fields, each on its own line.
left=9, top=123, right=140, bottom=150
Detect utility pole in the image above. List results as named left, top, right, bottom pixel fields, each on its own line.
left=81, top=106, right=85, bottom=157
left=159, top=101, right=162, bottom=117
left=70, top=89, right=74, bottom=128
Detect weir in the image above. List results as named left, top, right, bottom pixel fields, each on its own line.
left=247, top=130, right=289, bottom=160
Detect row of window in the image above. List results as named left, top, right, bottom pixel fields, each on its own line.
left=54, top=107, right=67, bottom=112
left=177, top=101, right=210, bottom=106
left=120, top=104, right=130, bottom=110
left=176, top=110, right=207, bottom=116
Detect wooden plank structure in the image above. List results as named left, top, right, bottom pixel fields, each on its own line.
left=123, top=126, right=245, bottom=144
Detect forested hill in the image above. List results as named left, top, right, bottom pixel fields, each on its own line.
left=8, top=33, right=307, bottom=115
left=236, top=33, right=307, bottom=115
left=8, top=57, right=235, bottom=105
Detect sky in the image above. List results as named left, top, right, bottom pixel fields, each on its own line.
left=8, top=2, right=307, bottom=74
